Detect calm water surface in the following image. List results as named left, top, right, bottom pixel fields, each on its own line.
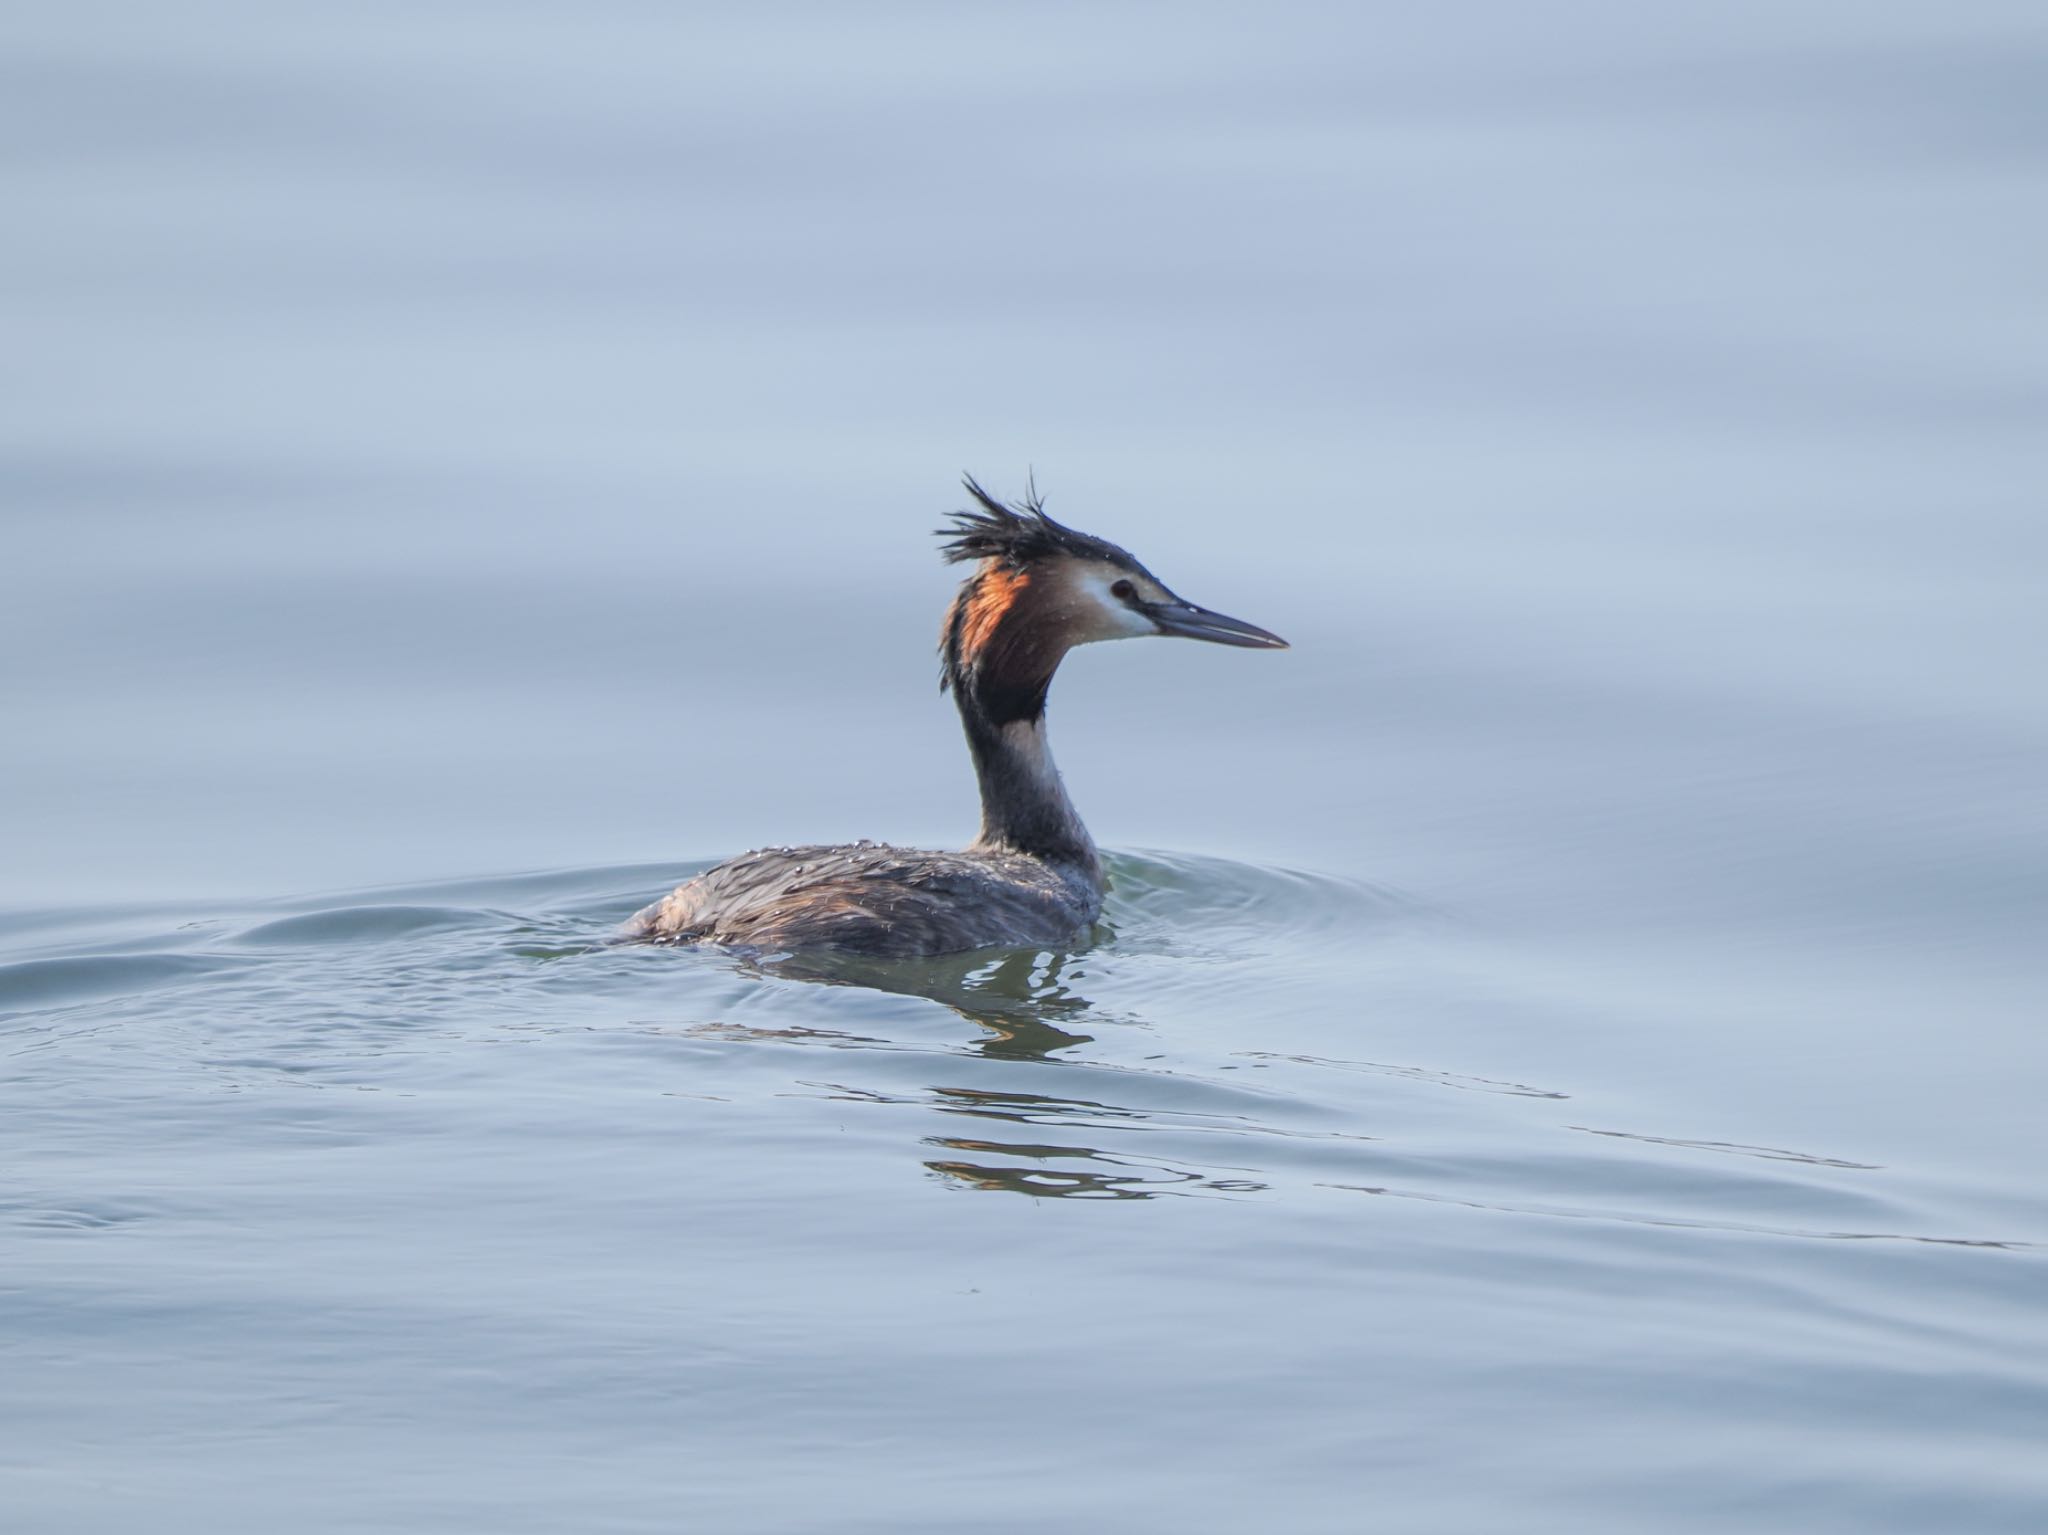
left=5, top=4, right=2047, bottom=1531
left=8, top=855, right=2040, bottom=1532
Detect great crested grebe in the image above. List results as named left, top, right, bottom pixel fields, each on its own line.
left=624, top=477, right=1287, bottom=956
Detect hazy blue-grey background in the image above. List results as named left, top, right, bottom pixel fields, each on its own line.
left=5, top=4, right=2046, bottom=1532
left=10, top=0, right=2042, bottom=910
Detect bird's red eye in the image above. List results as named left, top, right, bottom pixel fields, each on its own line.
left=1110, top=579, right=1136, bottom=602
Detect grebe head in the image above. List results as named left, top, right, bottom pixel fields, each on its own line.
left=937, top=475, right=1287, bottom=722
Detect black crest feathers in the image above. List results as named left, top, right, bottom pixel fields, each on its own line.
left=937, top=475, right=1136, bottom=571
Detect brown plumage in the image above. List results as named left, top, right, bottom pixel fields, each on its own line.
left=623, top=477, right=1288, bottom=957
left=958, top=565, right=1031, bottom=663
left=627, top=842, right=1096, bottom=956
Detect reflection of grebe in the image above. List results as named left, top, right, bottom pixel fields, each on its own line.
left=626, top=478, right=1287, bottom=957
left=760, top=946, right=1102, bottom=1060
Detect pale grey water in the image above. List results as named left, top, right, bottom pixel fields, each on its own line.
left=5, top=4, right=2048, bottom=1531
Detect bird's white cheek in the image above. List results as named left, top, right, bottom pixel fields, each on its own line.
left=1070, top=572, right=1156, bottom=643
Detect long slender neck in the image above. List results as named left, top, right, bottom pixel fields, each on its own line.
left=956, top=690, right=1101, bottom=882
left=941, top=560, right=1103, bottom=885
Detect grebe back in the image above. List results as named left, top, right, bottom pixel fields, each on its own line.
left=625, top=477, right=1287, bottom=956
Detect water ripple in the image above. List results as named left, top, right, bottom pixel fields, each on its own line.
left=4, top=854, right=2036, bottom=1259
left=0, top=952, right=243, bottom=1013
